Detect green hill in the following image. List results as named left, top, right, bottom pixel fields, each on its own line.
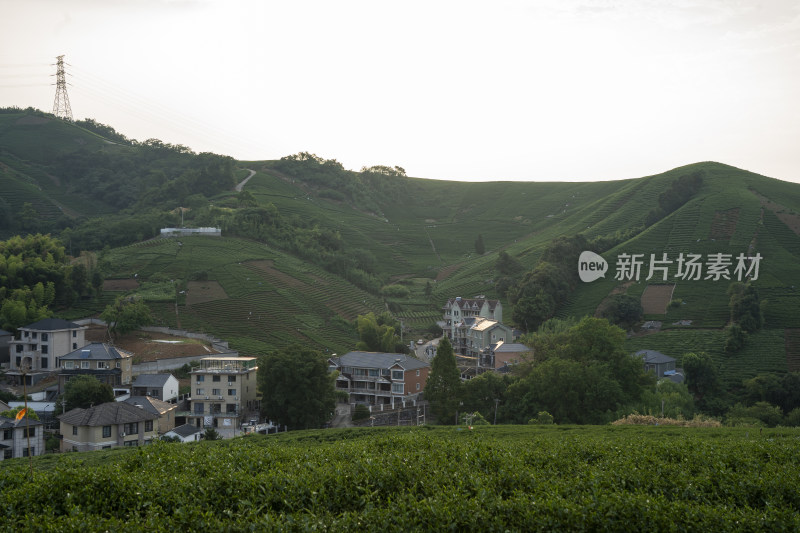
left=2, top=108, right=800, bottom=389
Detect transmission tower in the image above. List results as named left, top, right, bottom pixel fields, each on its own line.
left=52, top=55, right=73, bottom=121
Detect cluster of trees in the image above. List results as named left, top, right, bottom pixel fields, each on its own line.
left=0, top=234, right=102, bottom=331
left=724, top=282, right=764, bottom=353
left=271, top=153, right=411, bottom=219
left=426, top=317, right=655, bottom=425
left=354, top=312, right=406, bottom=353
left=506, top=235, right=588, bottom=332
left=257, top=344, right=338, bottom=430
left=644, top=170, right=704, bottom=227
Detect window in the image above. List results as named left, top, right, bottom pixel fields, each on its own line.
left=81, top=361, right=89, bottom=369
left=116, top=362, right=120, bottom=369
left=41, top=345, right=48, bottom=355
left=368, top=369, right=379, bottom=377
left=41, top=358, right=48, bottom=369
left=123, top=440, right=138, bottom=447
left=391, top=370, right=404, bottom=381
left=16, top=345, right=22, bottom=353
left=65, top=361, right=74, bottom=369
left=392, top=383, right=404, bottom=394
left=212, top=375, right=221, bottom=382
left=416, top=369, right=420, bottom=376
left=123, top=422, right=138, bottom=435
left=212, top=389, right=221, bottom=396
left=196, top=375, right=205, bottom=382
left=23, top=447, right=34, bottom=457
left=226, top=403, right=237, bottom=413
left=227, top=375, right=236, bottom=382
left=144, top=420, right=153, bottom=432
left=228, top=389, right=236, bottom=396
left=30, top=344, right=37, bottom=351
left=41, top=333, right=48, bottom=341
left=416, top=383, right=421, bottom=391
left=72, top=426, right=78, bottom=435
left=72, top=331, right=77, bottom=338
left=23, top=331, right=29, bottom=338
left=32, top=332, right=38, bottom=339
left=24, top=427, right=36, bottom=438
left=102, top=426, right=112, bottom=438
left=15, top=357, right=20, bottom=366
left=3, top=450, right=11, bottom=459
left=72, top=343, right=77, bottom=350
left=194, top=404, right=204, bottom=414
left=3, top=429, right=12, bottom=440
left=97, top=362, right=106, bottom=369
left=196, top=388, right=205, bottom=395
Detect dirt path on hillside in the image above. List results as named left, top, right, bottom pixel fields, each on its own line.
left=235, top=169, right=256, bottom=192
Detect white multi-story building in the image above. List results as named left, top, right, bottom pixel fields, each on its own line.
left=8, top=318, right=87, bottom=385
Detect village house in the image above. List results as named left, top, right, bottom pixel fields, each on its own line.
left=441, top=297, right=513, bottom=358
left=479, top=341, right=533, bottom=370
left=163, top=423, right=203, bottom=443
left=185, top=356, right=259, bottom=439
left=635, top=350, right=684, bottom=383
left=57, top=343, right=134, bottom=394
left=131, top=373, right=179, bottom=402
left=59, top=402, right=159, bottom=452
left=0, top=415, right=44, bottom=460
left=329, top=351, right=429, bottom=407
left=8, top=318, right=87, bottom=385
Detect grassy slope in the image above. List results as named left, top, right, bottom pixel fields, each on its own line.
left=2, top=112, right=800, bottom=380
left=2, top=425, right=799, bottom=531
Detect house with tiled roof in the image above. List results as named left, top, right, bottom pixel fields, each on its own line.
left=441, top=297, right=511, bottom=358
left=329, top=352, right=429, bottom=407
left=481, top=341, right=532, bottom=370
left=163, top=423, right=203, bottom=443
left=0, top=415, right=44, bottom=460
left=8, top=318, right=87, bottom=385
left=635, top=350, right=684, bottom=383
left=59, top=402, right=159, bottom=452
left=123, top=396, right=178, bottom=433
left=57, top=343, right=134, bottom=394
left=132, top=373, right=179, bottom=402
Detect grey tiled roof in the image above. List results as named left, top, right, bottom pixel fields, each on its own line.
left=132, top=374, right=174, bottom=388
left=59, top=402, right=158, bottom=427
left=123, top=396, right=176, bottom=416
left=168, top=423, right=203, bottom=438
left=60, top=343, right=132, bottom=361
left=494, top=343, right=531, bottom=353
left=0, top=416, right=43, bottom=429
left=21, top=318, right=84, bottom=331
left=635, top=350, right=675, bottom=364
left=331, top=351, right=429, bottom=371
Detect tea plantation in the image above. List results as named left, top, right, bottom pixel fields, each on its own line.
left=2, top=425, right=798, bottom=531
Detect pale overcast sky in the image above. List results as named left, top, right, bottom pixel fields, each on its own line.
left=1, top=0, right=799, bottom=183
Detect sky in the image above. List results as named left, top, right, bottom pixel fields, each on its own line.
left=1, top=0, right=799, bottom=183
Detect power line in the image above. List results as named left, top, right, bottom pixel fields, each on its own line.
left=52, top=55, right=73, bottom=121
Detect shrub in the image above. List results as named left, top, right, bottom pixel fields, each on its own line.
left=528, top=411, right=554, bottom=425
left=352, top=404, right=370, bottom=422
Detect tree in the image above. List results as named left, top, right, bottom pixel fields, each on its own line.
left=258, top=345, right=337, bottom=430
left=424, top=336, right=461, bottom=424
left=203, top=428, right=222, bottom=441
left=1, top=406, right=39, bottom=420
left=100, top=296, right=151, bottom=341
left=355, top=312, right=403, bottom=353
left=683, top=352, right=719, bottom=401
left=60, top=375, right=115, bottom=413
left=474, top=234, right=485, bottom=255
left=728, top=283, right=764, bottom=333
left=600, top=294, right=643, bottom=329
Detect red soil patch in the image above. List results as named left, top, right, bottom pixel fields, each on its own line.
left=245, top=260, right=309, bottom=289
left=185, top=280, right=228, bottom=305
left=85, top=324, right=219, bottom=363
left=752, top=191, right=800, bottom=236
left=641, top=284, right=675, bottom=315
left=103, top=278, right=139, bottom=291
left=709, top=208, right=739, bottom=240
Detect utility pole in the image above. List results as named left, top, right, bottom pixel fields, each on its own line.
left=52, top=55, right=73, bottom=121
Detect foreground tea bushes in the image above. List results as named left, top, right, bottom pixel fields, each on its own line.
left=2, top=425, right=799, bottom=531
